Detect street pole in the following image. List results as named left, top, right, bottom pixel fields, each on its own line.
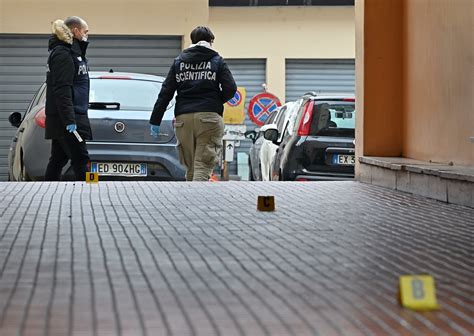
left=222, top=140, right=229, bottom=181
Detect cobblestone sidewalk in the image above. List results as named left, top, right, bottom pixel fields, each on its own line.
left=0, top=181, right=473, bottom=336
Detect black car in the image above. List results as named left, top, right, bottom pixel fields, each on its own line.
left=264, top=94, right=355, bottom=181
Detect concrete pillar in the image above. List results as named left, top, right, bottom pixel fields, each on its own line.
left=355, top=0, right=403, bottom=178
left=266, top=57, right=286, bottom=102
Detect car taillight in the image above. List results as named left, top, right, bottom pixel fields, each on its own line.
left=296, top=178, right=309, bottom=182
left=297, top=100, right=314, bottom=136
left=343, top=98, right=355, bottom=102
left=35, top=107, right=46, bottom=128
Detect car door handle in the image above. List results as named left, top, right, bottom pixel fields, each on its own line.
left=19, top=128, right=25, bottom=133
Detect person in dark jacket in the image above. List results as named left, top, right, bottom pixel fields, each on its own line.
left=150, top=26, right=237, bottom=181
left=44, top=16, right=92, bottom=181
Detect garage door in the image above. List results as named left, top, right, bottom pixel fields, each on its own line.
left=0, top=34, right=181, bottom=181
left=224, top=59, right=266, bottom=176
left=285, top=59, right=355, bottom=102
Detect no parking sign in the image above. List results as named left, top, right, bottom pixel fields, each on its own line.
left=227, top=90, right=243, bottom=107
left=224, top=87, right=246, bottom=124
left=247, top=92, right=281, bottom=126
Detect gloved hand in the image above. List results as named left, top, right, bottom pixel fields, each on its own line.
left=150, top=124, right=160, bottom=138
left=66, top=124, right=77, bottom=133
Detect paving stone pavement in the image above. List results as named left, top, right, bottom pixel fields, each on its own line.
left=0, top=181, right=473, bottom=336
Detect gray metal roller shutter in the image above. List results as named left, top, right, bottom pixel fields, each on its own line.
left=285, top=59, right=355, bottom=102
left=87, top=35, right=181, bottom=75
left=224, top=59, right=266, bottom=175
left=0, top=34, right=181, bottom=181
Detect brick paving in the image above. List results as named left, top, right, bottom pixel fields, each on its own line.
left=0, top=181, right=473, bottom=336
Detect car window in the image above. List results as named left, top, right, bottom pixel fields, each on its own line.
left=276, top=103, right=297, bottom=140
left=287, top=100, right=301, bottom=135
left=89, top=79, right=164, bottom=111
left=275, top=106, right=288, bottom=132
left=285, top=99, right=302, bottom=136
left=38, top=84, right=47, bottom=105
left=26, top=83, right=46, bottom=114
left=311, top=101, right=355, bottom=137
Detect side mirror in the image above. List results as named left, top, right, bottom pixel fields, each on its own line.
left=264, top=127, right=279, bottom=144
left=245, top=130, right=257, bottom=143
left=9, top=112, right=22, bottom=128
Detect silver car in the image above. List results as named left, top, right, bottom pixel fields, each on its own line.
left=8, top=72, right=185, bottom=181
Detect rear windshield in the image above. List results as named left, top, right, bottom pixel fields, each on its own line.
left=90, top=79, right=163, bottom=111
left=310, top=101, right=355, bottom=137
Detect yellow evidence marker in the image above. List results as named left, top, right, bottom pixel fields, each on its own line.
left=257, top=196, right=275, bottom=211
left=399, top=275, right=439, bottom=311
left=85, top=172, right=99, bottom=183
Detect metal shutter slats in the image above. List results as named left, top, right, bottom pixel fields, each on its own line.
left=285, top=59, right=355, bottom=102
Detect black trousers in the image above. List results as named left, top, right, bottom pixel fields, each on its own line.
left=44, top=134, right=90, bottom=181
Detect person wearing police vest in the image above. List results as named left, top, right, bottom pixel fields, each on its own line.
left=44, top=17, right=92, bottom=181
left=150, top=26, right=237, bottom=181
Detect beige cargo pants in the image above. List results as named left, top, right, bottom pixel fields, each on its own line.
left=175, top=112, right=224, bottom=181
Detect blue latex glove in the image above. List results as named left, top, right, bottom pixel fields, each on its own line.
left=150, top=124, right=160, bottom=138
left=66, top=124, right=77, bottom=133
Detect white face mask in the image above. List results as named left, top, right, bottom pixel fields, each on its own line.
left=74, top=27, right=88, bottom=42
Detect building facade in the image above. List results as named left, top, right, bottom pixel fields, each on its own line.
left=356, top=0, right=473, bottom=206
left=0, top=0, right=355, bottom=179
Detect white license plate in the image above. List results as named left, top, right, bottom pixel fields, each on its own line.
left=334, top=155, right=355, bottom=165
left=91, top=162, right=147, bottom=176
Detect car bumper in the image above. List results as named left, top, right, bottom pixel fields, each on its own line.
left=294, top=175, right=354, bottom=181
left=37, top=141, right=185, bottom=181
left=88, top=142, right=184, bottom=180
left=292, top=169, right=354, bottom=181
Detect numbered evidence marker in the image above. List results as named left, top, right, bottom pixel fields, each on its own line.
left=257, top=196, right=275, bottom=211
left=85, top=172, right=99, bottom=184
left=399, top=275, right=439, bottom=311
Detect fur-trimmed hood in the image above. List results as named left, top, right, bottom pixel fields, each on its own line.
left=51, top=19, right=73, bottom=45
